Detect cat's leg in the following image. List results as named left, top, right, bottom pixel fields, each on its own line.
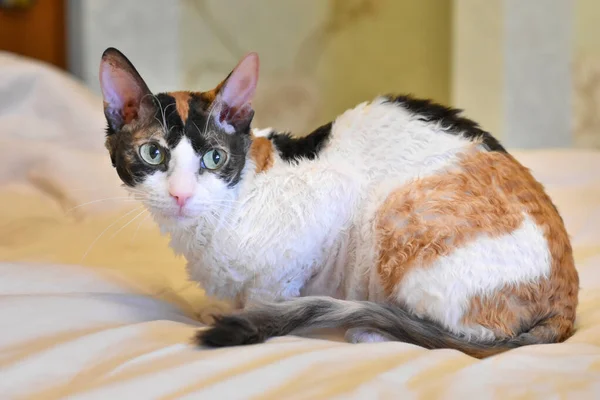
left=344, top=327, right=395, bottom=344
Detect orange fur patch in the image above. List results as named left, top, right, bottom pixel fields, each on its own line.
left=249, top=136, right=274, bottom=173
left=203, top=80, right=226, bottom=103
left=168, top=91, right=192, bottom=124
left=375, top=150, right=578, bottom=339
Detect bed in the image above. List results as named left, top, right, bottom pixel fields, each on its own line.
left=1, top=51, right=600, bottom=399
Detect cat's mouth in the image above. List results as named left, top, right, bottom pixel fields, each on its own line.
left=142, top=198, right=226, bottom=226
left=162, top=209, right=196, bottom=219
left=145, top=204, right=198, bottom=221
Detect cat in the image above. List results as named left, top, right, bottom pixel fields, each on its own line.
left=99, top=47, right=579, bottom=358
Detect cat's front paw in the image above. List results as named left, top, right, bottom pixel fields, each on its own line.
left=196, top=315, right=265, bottom=347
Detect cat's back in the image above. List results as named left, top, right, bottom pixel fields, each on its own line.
left=320, top=95, right=504, bottom=185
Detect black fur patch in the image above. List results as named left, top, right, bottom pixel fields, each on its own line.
left=385, top=95, right=506, bottom=152
left=269, top=122, right=332, bottom=163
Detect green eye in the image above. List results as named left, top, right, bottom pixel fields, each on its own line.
left=202, top=148, right=227, bottom=170
left=139, top=142, right=165, bottom=165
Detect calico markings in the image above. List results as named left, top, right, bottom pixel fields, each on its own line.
left=104, top=89, right=252, bottom=187
left=375, top=148, right=523, bottom=296
left=376, top=149, right=577, bottom=341
left=100, top=48, right=579, bottom=358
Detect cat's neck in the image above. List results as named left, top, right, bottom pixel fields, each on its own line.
left=154, top=157, right=261, bottom=256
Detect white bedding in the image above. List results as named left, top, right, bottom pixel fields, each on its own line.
left=1, top=52, right=600, bottom=399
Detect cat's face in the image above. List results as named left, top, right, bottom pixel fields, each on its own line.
left=99, top=48, right=259, bottom=225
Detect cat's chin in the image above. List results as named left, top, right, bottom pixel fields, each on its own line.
left=172, top=215, right=198, bottom=225
left=149, top=209, right=199, bottom=228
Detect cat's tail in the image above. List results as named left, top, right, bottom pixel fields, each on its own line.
left=198, top=296, right=564, bottom=358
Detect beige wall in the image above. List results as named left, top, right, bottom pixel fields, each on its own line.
left=453, top=0, right=573, bottom=148
left=575, top=0, right=600, bottom=56
left=452, top=0, right=503, bottom=138
left=72, top=0, right=452, bottom=134
left=573, top=0, right=600, bottom=148
left=319, top=0, right=451, bottom=120
left=181, top=0, right=451, bottom=132
left=72, top=0, right=592, bottom=148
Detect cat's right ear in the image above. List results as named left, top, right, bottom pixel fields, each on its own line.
left=99, top=48, right=154, bottom=131
left=210, top=53, right=259, bottom=133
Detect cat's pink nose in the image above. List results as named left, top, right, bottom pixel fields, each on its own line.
left=170, top=192, right=191, bottom=207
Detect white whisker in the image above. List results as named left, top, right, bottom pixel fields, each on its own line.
left=162, top=101, right=176, bottom=135
left=149, top=94, right=167, bottom=134
left=132, top=212, right=152, bottom=241
left=140, top=93, right=166, bottom=136
left=200, top=199, right=241, bottom=205
left=191, top=120, right=203, bottom=136
left=124, top=187, right=148, bottom=193
left=64, top=188, right=115, bottom=193
left=80, top=206, right=145, bottom=262
left=109, top=208, right=148, bottom=240
left=65, top=197, right=142, bottom=214
left=204, top=100, right=219, bottom=135
left=205, top=210, right=236, bottom=238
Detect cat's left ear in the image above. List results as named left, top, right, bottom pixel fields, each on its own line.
left=213, top=52, right=259, bottom=132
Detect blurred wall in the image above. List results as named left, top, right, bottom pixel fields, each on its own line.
left=69, top=0, right=591, bottom=150
left=69, top=0, right=451, bottom=134
left=452, top=0, right=503, bottom=139
left=453, top=0, right=572, bottom=149
left=68, top=0, right=181, bottom=94
left=181, top=0, right=451, bottom=132
left=179, top=0, right=328, bottom=133
left=575, top=0, right=600, bottom=57
left=573, top=0, right=600, bottom=148
left=318, top=0, right=451, bottom=121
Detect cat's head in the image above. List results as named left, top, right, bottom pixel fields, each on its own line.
left=99, top=48, right=259, bottom=225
